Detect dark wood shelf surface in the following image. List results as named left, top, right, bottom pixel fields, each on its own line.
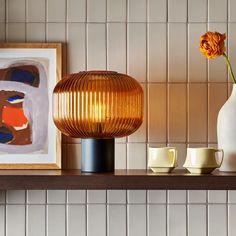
left=0, top=169, right=235, bottom=189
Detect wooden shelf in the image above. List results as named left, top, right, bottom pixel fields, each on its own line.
left=0, top=169, right=235, bottom=189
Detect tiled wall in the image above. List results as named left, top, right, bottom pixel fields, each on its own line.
left=1, top=0, right=236, bottom=235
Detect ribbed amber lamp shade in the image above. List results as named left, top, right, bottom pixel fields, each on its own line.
left=53, top=71, right=143, bottom=138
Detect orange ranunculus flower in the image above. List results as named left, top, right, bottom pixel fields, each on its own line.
left=199, top=31, right=226, bottom=59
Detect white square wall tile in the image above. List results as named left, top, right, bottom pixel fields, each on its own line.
left=188, top=205, right=206, bottom=236
left=168, top=190, right=186, bottom=204
left=46, top=23, right=66, bottom=42
left=6, top=190, right=25, bottom=204
left=128, top=84, right=147, bottom=142
left=148, top=0, right=166, bottom=22
left=188, top=84, right=207, bottom=142
left=229, top=205, right=236, bottom=236
left=128, top=205, right=146, bottom=236
left=208, top=23, right=228, bottom=82
left=168, top=23, right=187, bottom=82
left=27, top=205, right=46, bottom=236
left=0, top=23, right=5, bottom=41
left=107, top=23, right=126, bottom=74
left=148, top=205, right=166, bottom=236
left=208, top=0, right=227, bottom=22
left=188, top=23, right=207, bottom=82
left=148, top=83, right=167, bottom=142
left=107, top=0, right=126, bottom=22
left=87, top=23, right=106, bottom=70
left=168, top=84, right=187, bottom=143
left=26, top=0, right=45, bottom=22
left=87, top=190, right=106, bottom=204
left=108, top=205, right=126, bottom=236
left=208, top=190, right=227, bottom=203
left=7, top=23, right=25, bottom=42
left=7, top=0, right=25, bottom=22
left=0, top=191, right=5, bottom=203
left=188, top=190, right=207, bottom=203
left=229, top=0, right=236, bottom=22
left=228, top=24, right=236, bottom=83
left=0, top=205, right=4, bottom=236
left=168, top=0, right=187, bottom=22
left=228, top=190, right=236, bottom=203
left=128, top=0, right=146, bottom=22
left=67, top=0, right=86, bottom=22
left=128, top=190, right=146, bottom=204
left=26, top=23, right=45, bottom=42
left=87, top=0, right=106, bottom=22
left=67, top=205, right=86, bottom=236
left=148, top=23, right=167, bottom=82
left=87, top=205, right=106, bottom=236
left=188, top=0, right=207, bottom=22
left=7, top=205, right=25, bottom=236
left=107, top=190, right=126, bottom=204
left=47, top=205, right=66, bottom=236
left=27, top=190, right=46, bottom=204
left=0, top=0, right=5, bottom=22
left=134, top=127, right=144, bottom=151
left=67, top=190, right=86, bottom=204
left=47, top=0, right=66, bottom=22
left=168, top=205, right=186, bottom=236
left=67, top=23, right=86, bottom=73
left=148, top=190, right=166, bottom=204
left=128, top=23, right=146, bottom=82
left=208, top=205, right=227, bottom=236
left=47, top=190, right=66, bottom=204
left=127, top=143, right=146, bottom=169
left=115, top=143, right=127, bottom=169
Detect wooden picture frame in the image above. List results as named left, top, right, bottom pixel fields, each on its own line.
left=0, top=43, right=62, bottom=169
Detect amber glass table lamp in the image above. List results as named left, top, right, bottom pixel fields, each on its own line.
left=53, top=71, right=143, bottom=172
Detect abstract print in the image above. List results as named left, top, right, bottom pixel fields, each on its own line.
left=0, top=60, right=48, bottom=154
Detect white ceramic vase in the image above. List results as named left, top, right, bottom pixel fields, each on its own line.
left=217, top=84, right=236, bottom=171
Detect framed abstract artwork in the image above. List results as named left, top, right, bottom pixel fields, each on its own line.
left=0, top=43, right=62, bottom=169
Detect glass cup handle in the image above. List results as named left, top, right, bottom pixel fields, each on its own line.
left=169, top=148, right=177, bottom=166
left=215, top=149, right=224, bottom=167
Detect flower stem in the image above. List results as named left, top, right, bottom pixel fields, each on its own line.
left=223, top=53, right=236, bottom=83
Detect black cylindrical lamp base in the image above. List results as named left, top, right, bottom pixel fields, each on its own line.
left=81, top=138, right=114, bottom=172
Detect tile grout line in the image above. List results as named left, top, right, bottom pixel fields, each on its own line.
left=226, top=5, right=230, bottom=236
left=65, top=189, right=68, bottom=236
left=166, top=0, right=169, bottom=147
left=5, top=0, right=8, bottom=41
left=145, top=0, right=149, bottom=170
left=186, top=189, right=188, bottom=236
left=166, top=190, right=169, bottom=236
left=105, top=0, right=108, bottom=234
left=24, top=0, right=27, bottom=42
left=4, top=190, right=6, bottom=236
left=146, top=0, right=148, bottom=232
left=45, top=190, right=48, bottom=236
left=45, top=0, right=48, bottom=42
left=206, top=190, right=209, bottom=236
left=25, top=190, right=27, bottom=236
left=126, top=0, right=129, bottom=169
left=85, top=1, right=88, bottom=234
left=206, top=0, right=209, bottom=148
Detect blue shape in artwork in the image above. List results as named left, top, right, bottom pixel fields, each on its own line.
left=0, top=132, right=13, bottom=143
left=10, top=69, right=36, bottom=85
left=7, top=95, right=24, bottom=104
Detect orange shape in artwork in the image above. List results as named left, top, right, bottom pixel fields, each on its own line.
left=2, top=106, right=28, bottom=127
